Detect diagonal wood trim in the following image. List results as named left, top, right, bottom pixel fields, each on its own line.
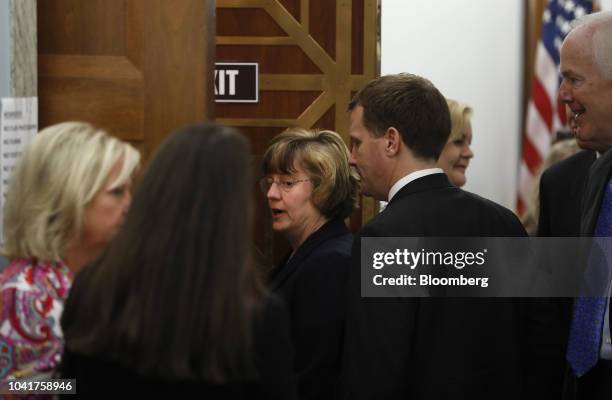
left=217, top=36, right=295, bottom=45
left=215, top=0, right=381, bottom=226
left=297, top=90, right=334, bottom=127
left=263, top=1, right=336, bottom=74
left=38, top=55, right=143, bottom=80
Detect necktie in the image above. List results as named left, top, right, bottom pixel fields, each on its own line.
left=566, top=177, right=612, bottom=378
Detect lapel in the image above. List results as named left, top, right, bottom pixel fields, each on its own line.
left=388, top=173, right=454, bottom=205
left=581, top=150, right=612, bottom=235
left=268, top=218, right=350, bottom=290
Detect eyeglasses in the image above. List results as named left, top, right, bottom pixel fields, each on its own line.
left=259, top=176, right=311, bottom=193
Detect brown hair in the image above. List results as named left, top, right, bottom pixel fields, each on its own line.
left=349, top=73, right=451, bottom=160
left=262, top=128, right=359, bottom=219
left=62, top=123, right=264, bottom=382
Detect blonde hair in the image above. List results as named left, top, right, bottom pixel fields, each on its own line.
left=262, top=128, right=359, bottom=219
left=520, top=139, right=580, bottom=235
left=447, top=99, right=473, bottom=141
left=3, top=122, right=140, bottom=261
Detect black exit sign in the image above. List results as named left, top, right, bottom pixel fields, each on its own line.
left=214, top=62, right=259, bottom=103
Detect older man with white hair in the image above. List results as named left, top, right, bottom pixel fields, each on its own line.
left=559, top=10, right=612, bottom=400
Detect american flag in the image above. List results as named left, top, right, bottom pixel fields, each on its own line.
left=517, top=0, right=593, bottom=215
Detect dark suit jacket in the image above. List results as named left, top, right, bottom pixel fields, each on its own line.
left=341, top=173, right=532, bottom=400
left=60, top=265, right=297, bottom=399
left=561, top=150, right=612, bottom=400
left=538, top=150, right=596, bottom=237
left=581, top=150, right=612, bottom=235
left=269, top=218, right=352, bottom=400
left=535, top=150, right=597, bottom=399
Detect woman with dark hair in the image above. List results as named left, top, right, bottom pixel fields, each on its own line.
left=261, top=128, right=359, bottom=400
left=60, top=124, right=296, bottom=398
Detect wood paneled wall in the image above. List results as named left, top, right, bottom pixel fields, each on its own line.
left=38, top=0, right=216, bottom=158
left=216, top=0, right=380, bottom=263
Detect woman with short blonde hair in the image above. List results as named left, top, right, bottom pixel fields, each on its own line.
left=262, top=128, right=358, bottom=399
left=437, top=99, right=474, bottom=187
left=0, top=121, right=140, bottom=381
left=262, top=128, right=359, bottom=222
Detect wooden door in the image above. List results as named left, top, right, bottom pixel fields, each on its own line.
left=37, top=0, right=215, bottom=158
left=216, top=0, right=379, bottom=265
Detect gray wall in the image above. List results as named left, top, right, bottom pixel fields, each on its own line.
left=0, top=0, right=10, bottom=97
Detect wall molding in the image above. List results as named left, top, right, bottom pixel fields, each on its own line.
left=9, top=0, right=36, bottom=97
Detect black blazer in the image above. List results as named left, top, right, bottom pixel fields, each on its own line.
left=341, top=173, right=533, bottom=400
left=561, top=150, right=612, bottom=400
left=269, top=218, right=352, bottom=400
left=535, top=150, right=597, bottom=399
left=538, top=150, right=596, bottom=237
left=581, top=150, right=612, bottom=235
left=60, top=265, right=297, bottom=399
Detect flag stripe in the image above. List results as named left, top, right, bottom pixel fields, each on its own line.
left=517, top=0, right=593, bottom=216
left=526, top=102, right=554, bottom=157
left=523, top=136, right=544, bottom=174
left=532, top=77, right=553, bottom=131
left=534, top=41, right=560, bottom=101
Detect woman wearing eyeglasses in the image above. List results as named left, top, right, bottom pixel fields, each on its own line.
left=260, top=128, right=359, bottom=400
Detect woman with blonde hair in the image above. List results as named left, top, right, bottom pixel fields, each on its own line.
left=437, top=99, right=474, bottom=187
left=262, top=128, right=359, bottom=400
left=60, top=123, right=296, bottom=398
left=0, top=122, right=140, bottom=381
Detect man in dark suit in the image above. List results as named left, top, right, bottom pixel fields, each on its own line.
left=538, top=149, right=596, bottom=237
left=561, top=150, right=612, bottom=399
left=557, top=10, right=612, bottom=400
left=340, top=73, right=531, bottom=399
left=535, top=149, right=597, bottom=399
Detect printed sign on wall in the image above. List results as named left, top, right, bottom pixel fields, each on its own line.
left=214, top=62, right=259, bottom=103
left=0, top=97, right=38, bottom=244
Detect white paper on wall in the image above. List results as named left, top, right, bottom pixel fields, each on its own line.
left=0, top=97, right=38, bottom=244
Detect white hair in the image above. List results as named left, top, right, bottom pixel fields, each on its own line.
left=570, top=11, right=612, bottom=80
left=3, top=122, right=140, bottom=261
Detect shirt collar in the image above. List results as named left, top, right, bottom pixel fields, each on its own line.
left=388, top=168, right=444, bottom=202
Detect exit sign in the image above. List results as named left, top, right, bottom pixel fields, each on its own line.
left=214, top=62, right=259, bottom=103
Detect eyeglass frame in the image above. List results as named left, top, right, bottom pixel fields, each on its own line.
left=258, top=176, right=311, bottom=194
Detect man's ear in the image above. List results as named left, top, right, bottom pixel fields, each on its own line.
left=385, top=127, right=402, bottom=156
